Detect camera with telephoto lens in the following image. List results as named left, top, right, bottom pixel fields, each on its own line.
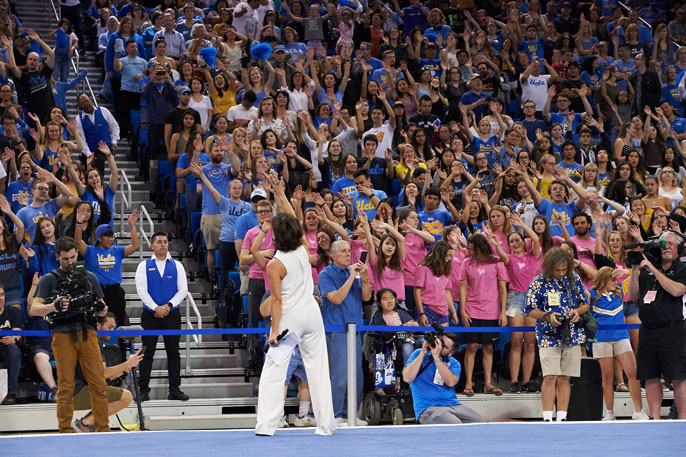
left=424, top=322, right=446, bottom=349
left=48, top=262, right=104, bottom=325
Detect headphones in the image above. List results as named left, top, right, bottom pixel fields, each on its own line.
left=660, top=230, right=686, bottom=257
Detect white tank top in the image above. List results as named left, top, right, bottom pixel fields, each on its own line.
left=274, top=245, right=317, bottom=314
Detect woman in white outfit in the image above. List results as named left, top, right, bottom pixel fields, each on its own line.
left=255, top=178, right=336, bottom=436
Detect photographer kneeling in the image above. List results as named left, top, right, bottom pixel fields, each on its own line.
left=29, top=236, right=110, bottom=433
left=402, top=330, right=485, bottom=424
left=526, top=248, right=589, bottom=422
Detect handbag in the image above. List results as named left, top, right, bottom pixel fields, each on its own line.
left=567, top=275, right=599, bottom=341
left=374, top=343, right=396, bottom=388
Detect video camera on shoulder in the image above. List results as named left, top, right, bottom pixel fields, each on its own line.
left=47, top=261, right=104, bottom=325
left=424, top=322, right=445, bottom=349
left=625, top=238, right=665, bottom=267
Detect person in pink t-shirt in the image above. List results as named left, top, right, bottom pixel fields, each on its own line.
left=414, top=241, right=457, bottom=327
left=491, top=212, right=542, bottom=394
left=398, top=209, right=434, bottom=316
left=487, top=205, right=514, bottom=255
left=532, top=215, right=565, bottom=256
left=459, top=233, right=508, bottom=396
left=442, top=225, right=469, bottom=314
left=361, top=213, right=408, bottom=305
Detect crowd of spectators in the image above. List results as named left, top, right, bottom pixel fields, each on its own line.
left=0, top=0, right=685, bottom=420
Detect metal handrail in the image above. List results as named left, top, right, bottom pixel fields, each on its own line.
left=47, top=0, right=98, bottom=107
left=116, top=169, right=133, bottom=237
left=138, top=205, right=155, bottom=261
left=184, top=294, right=203, bottom=375
left=617, top=2, right=652, bottom=31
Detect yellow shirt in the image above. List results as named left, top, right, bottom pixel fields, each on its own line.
left=211, top=88, right=237, bottom=115
left=395, top=163, right=427, bottom=184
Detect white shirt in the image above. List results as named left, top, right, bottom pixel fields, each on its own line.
left=363, top=122, right=395, bottom=158
left=227, top=104, right=258, bottom=123
left=521, top=74, right=551, bottom=111
left=283, top=81, right=315, bottom=112
left=75, top=106, right=120, bottom=157
left=232, top=2, right=258, bottom=37
left=189, top=95, right=214, bottom=129
left=135, top=254, right=188, bottom=311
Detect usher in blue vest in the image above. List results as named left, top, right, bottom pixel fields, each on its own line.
left=144, top=257, right=179, bottom=312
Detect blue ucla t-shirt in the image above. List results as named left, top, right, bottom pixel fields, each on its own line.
left=234, top=210, right=259, bottom=241
left=219, top=197, right=251, bottom=243
left=84, top=244, right=126, bottom=285
left=419, top=209, right=453, bottom=241
left=7, top=179, right=32, bottom=214
left=471, top=136, right=498, bottom=165
left=558, top=161, right=584, bottom=183
left=549, top=112, right=583, bottom=136
left=17, top=200, right=60, bottom=244
left=331, top=176, right=355, bottom=196
left=537, top=199, right=578, bottom=237
left=202, top=163, right=232, bottom=214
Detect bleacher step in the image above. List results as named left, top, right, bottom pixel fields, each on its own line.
left=147, top=382, right=254, bottom=399
left=146, top=414, right=257, bottom=430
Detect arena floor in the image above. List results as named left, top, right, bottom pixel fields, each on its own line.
left=2, top=421, right=685, bottom=456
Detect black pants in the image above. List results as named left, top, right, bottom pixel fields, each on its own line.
left=219, top=241, right=238, bottom=290
left=102, top=284, right=127, bottom=327
left=118, top=90, right=141, bottom=141
left=138, top=308, right=182, bottom=392
left=61, top=4, right=84, bottom=49
left=246, top=278, right=265, bottom=360
left=110, top=77, right=122, bottom=124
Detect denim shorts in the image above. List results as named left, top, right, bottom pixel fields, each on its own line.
left=623, top=300, right=639, bottom=318
left=506, top=290, right=527, bottom=318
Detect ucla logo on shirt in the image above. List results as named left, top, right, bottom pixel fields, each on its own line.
left=550, top=209, right=570, bottom=227
left=356, top=200, right=377, bottom=213
left=422, top=218, right=444, bottom=235
left=97, top=253, right=116, bottom=271
left=341, top=184, right=356, bottom=196
left=31, top=211, right=49, bottom=224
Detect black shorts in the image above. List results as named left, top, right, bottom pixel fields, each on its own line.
left=28, top=345, right=54, bottom=361
left=636, top=321, right=686, bottom=381
left=463, top=319, right=500, bottom=345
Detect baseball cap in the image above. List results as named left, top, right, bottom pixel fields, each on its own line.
left=251, top=188, right=267, bottom=201
left=273, top=45, right=286, bottom=53
left=95, top=224, right=115, bottom=239
left=178, top=86, right=191, bottom=94
left=470, top=73, right=482, bottom=80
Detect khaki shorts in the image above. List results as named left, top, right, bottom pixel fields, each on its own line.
left=200, top=214, right=222, bottom=250
left=73, top=385, right=124, bottom=410
left=592, top=339, right=633, bottom=359
left=539, top=345, right=582, bottom=377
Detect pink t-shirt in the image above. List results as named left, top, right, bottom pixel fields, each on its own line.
left=350, top=239, right=366, bottom=265
left=449, top=249, right=468, bottom=301
left=243, top=226, right=274, bottom=280
left=506, top=251, right=542, bottom=292
left=304, top=231, right=319, bottom=284
left=458, top=257, right=508, bottom=319
left=414, top=265, right=452, bottom=316
left=403, top=233, right=431, bottom=287
left=491, top=230, right=511, bottom=255
left=369, top=257, right=406, bottom=300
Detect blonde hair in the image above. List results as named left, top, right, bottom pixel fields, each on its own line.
left=580, top=162, right=601, bottom=190
left=592, top=266, right=622, bottom=296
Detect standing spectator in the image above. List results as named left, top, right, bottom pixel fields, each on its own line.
left=460, top=233, right=507, bottom=396
left=526, top=248, right=589, bottom=422
left=590, top=266, right=649, bottom=421
left=415, top=240, right=457, bottom=326
left=459, top=75, right=489, bottom=120
left=74, top=208, right=140, bottom=328
left=59, top=0, right=84, bottom=48
left=0, top=284, right=23, bottom=405
left=16, top=168, right=72, bottom=244
left=520, top=59, right=558, bottom=115
left=628, top=231, right=686, bottom=419
left=105, top=16, right=144, bottom=125
left=141, top=64, right=176, bottom=181
left=4, top=32, right=55, bottom=122
left=113, top=39, right=147, bottom=144
left=135, top=232, right=189, bottom=402
left=164, top=86, right=202, bottom=163
left=153, top=13, right=187, bottom=60
left=491, top=214, right=541, bottom=393
left=75, top=94, right=120, bottom=174
left=319, top=240, right=371, bottom=426
left=629, top=54, right=661, bottom=115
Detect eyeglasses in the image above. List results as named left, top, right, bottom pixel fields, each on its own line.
left=35, top=186, right=50, bottom=192
left=524, top=105, right=535, bottom=109
left=256, top=210, right=272, bottom=215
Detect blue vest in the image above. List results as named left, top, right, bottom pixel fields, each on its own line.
left=144, top=257, right=179, bottom=312
left=80, top=107, right=111, bottom=152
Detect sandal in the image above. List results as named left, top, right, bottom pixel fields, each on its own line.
left=615, top=383, right=630, bottom=392
left=462, top=387, right=475, bottom=397
left=484, top=386, right=504, bottom=396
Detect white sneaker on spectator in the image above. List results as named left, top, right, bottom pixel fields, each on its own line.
left=632, top=411, right=650, bottom=420
left=602, top=412, right=616, bottom=421
left=278, top=415, right=289, bottom=428
left=294, top=414, right=317, bottom=427
left=335, top=417, right=348, bottom=427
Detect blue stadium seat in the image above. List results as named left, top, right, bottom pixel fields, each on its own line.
left=390, top=179, right=402, bottom=206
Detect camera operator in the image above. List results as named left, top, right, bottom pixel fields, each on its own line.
left=71, top=313, right=143, bottom=433
left=402, top=331, right=485, bottom=424
left=628, top=230, right=686, bottom=420
left=526, top=248, right=589, bottom=422
left=30, top=236, right=110, bottom=433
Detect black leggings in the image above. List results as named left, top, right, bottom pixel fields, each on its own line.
left=219, top=241, right=238, bottom=290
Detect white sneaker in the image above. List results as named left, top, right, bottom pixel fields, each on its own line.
left=354, top=417, right=368, bottom=426
left=294, top=414, right=317, bottom=427
left=602, top=412, right=616, bottom=421
left=632, top=411, right=650, bottom=420
left=335, top=417, right=348, bottom=427
left=278, top=415, right=289, bottom=428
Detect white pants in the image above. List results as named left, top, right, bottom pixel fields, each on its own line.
left=255, top=302, right=336, bottom=436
